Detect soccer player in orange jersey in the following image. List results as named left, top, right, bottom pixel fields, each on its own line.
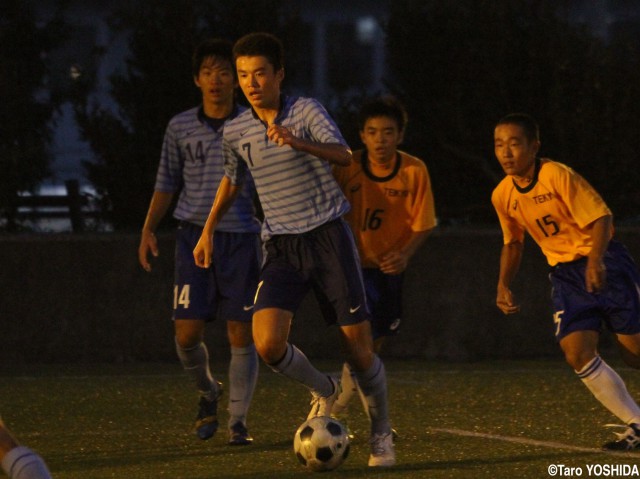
left=332, top=96, right=437, bottom=435
left=492, top=113, right=640, bottom=450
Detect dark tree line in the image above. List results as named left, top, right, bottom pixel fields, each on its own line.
left=384, top=0, right=640, bottom=223
left=0, top=0, right=67, bottom=230
left=3, top=0, right=640, bottom=231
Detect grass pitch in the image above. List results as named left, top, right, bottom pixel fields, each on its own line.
left=1, top=359, right=639, bottom=478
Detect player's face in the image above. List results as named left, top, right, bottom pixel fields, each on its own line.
left=236, top=55, right=284, bottom=111
left=494, top=123, right=540, bottom=178
left=360, top=116, right=404, bottom=165
left=194, top=56, right=236, bottom=107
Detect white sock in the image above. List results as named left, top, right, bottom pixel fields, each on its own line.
left=577, top=355, right=640, bottom=425
left=175, top=338, right=218, bottom=400
left=228, top=344, right=258, bottom=428
left=354, top=355, right=391, bottom=435
left=2, top=446, right=52, bottom=479
left=269, top=343, right=333, bottom=397
left=332, top=362, right=357, bottom=415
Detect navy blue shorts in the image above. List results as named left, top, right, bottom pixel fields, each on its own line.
left=362, top=268, right=404, bottom=339
left=551, top=240, right=640, bottom=341
left=255, top=218, right=370, bottom=326
left=173, top=222, right=260, bottom=322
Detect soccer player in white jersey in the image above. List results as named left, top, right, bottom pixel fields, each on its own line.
left=138, top=39, right=261, bottom=446
left=193, top=32, right=395, bottom=467
left=492, top=113, right=640, bottom=450
left=1, top=418, right=51, bottom=479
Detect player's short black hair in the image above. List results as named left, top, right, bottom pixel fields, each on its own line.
left=233, top=32, right=284, bottom=72
left=357, top=96, right=408, bottom=132
left=496, top=113, right=540, bottom=142
left=192, top=39, right=234, bottom=78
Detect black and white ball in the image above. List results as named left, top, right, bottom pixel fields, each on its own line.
left=293, top=416, right=350, bottom=472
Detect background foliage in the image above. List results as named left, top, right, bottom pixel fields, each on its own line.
left=0, top=0, right=67, bottom=230
left=3, top=0, right=640, bottom=230
left=384, top=0, right=640, bottom=223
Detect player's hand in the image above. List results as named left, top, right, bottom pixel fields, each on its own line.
left=193, top=232, right=214, bottom=269
left=585, top=258, right=606, bottom=293
left=379, top=250, right=408, bottom=275
left=267, top=123, right=296, bottom=148
left=496, top=285, right=520, bottom=315
left=138, top=229, right=158, bottom=272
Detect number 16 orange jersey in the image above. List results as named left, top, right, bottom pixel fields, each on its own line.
left=491, top=158, right=612, bottom=266
left=334, top=150, right=437, bottom=269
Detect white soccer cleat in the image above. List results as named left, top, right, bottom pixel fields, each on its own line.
left=368, top=432, right=396, bottom=467
left=308, top=376, right=341, bottom=419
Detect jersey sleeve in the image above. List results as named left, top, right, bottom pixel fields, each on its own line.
left=303, top=99, right=348, bottom=146
left=222, top=135, right=247, bottom=186
left=154, top=121, right=183, bottom=193
left=491, top=184, right=525, bottom=244
left=411, top=161, right=437, bottom=232
left=551, top=163, right=611, bottom=228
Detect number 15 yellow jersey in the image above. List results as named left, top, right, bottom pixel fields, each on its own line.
left=491, top=158, right=612, bottom=266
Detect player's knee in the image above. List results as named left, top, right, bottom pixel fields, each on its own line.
left=564, top=350, right=596, bottom=371
left=254, top=340, right=286, bottom=364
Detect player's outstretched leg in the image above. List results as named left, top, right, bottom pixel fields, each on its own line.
left=266, top=343, right=340, bottom=418
left=576, top=355, right=640, bottom=450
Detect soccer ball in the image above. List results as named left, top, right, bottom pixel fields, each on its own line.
left=293, top=416, right=350, bottom=472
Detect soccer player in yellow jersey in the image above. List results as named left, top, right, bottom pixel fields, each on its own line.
left=492, top=113, right=640, bottom=451
left=332, top=96, right=437, bottom=435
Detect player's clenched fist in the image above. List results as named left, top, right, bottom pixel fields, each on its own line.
left=193, top=232, right=213, bottom=268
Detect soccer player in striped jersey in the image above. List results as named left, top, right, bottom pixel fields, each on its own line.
left=193, top=32, right=395, bottom=467
left=1, top=419, right=51, bottom=479
left=332, top=96, right=436, bottom=436
left=138, top=39, right=261, bottom=446
left=492, top=113, right=640, bottom=451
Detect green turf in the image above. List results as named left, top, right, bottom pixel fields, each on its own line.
left=1, top=359, right=639, bottom=478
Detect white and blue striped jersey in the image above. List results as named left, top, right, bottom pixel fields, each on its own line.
left=222, top=96, right=350, bottom=239
left=154, top=105, right=260, bottom=233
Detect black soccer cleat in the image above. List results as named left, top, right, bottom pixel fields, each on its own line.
left=602, top=423, right=640, bottom=451
left=228, top=421, right=253, bottom=446
left=194, top=381, right=223, bottom=440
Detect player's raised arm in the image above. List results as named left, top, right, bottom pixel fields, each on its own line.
left=193, top=176, right=241, bottom=268
left=496, top=240, right=523, bottom=315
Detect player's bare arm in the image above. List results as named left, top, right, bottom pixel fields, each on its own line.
left=379, top=228, right=433, bottom=275
left=193, top=176, right=241, bottom=268
left=585, top=214, right=613, bottom=293
left=266, top=123, right=352, bottom=166
left=496, top=240, right=524, bottom=315
left=139, top=191, right=174, bottom=272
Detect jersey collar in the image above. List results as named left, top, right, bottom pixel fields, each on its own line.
left=361, top=150, right=402, bottom=182
left=512, top=157, right=541, bottom=193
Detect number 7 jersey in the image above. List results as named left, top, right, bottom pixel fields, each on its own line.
left=491, top=158, right=612, bottom=266
left=333, top=150, right=437, bottom=268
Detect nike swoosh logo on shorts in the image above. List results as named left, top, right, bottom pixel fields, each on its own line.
left=243, top=305, right=254, bottom=311
left=349, top=305, right=361, bottom=314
